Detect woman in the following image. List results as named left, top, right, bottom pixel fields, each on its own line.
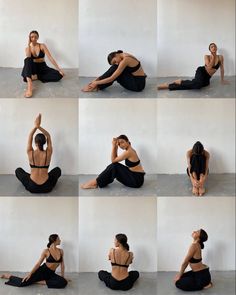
left=98, top=234, right=139, bottom=291
left=1, top=234, right=68, bottom=289
left=175, top=229, right=212, bottom=291
left=81, top=135, right=145, bottom=189
left=82, top=50, right=146, bottom=92
left=187, top=141, right=210, bottom=196
left=22, top=30, right=64, bottom=98
left=15, top=113, right=61, bottom=193
left=158, top=43, right=229, bottom=91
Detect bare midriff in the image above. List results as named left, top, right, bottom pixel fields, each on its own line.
left=205, top=66, right=217, bottom=77
left=129, top=164, right=145, bottom=173
left=45, top=262, right=60, bottom=271
left=33, top=58, right=45, bottom=63
left=112, top=266, right=129, bottom=281
left=190, top=262, right=208, bottom=272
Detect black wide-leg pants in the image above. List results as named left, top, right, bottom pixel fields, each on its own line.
left=98, top=65, right=146, bottom=92
left=169, top=66, right=211, bottom=90
left=175, top=268, right=211, bottom=291
left=96, top=163, right=145, bottom=188
left=5, top=264, right=67, bottom=289
left=98, top=270, right=139, bottom=291
left=21, top=57, right=63, bottom=83
left=15, top=167, right=61, bottom=193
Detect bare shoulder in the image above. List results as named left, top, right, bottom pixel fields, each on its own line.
left=187, top=149, right=192, bottom=156
left=204, top=150, right=210, bottom=158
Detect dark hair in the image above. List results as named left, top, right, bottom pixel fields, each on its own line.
left=117, top=134, right=130, bottom=144
left=35, top=133, right=46, bottom=151
left=209, top=42, right=217, bottom=51
left=29, top=30, right=39, bottom=38
left=107, top=50, right=123, bottom=65
left=116, top=233, right=129, bottom=251
left=199, top=229, right=208, bottom=249
left=192, top=141, right=204, bottom=155
left=47, top=234, right=58, bottom=248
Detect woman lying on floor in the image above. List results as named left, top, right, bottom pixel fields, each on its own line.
left=80, top=135, right=145, bottom=189
left=158, top=43, right=229, bottom=91
left=187, top=141, right=210, bottom=196
left=1, top=234, right=68, bottom=289
left=22, top=30, right=64, bottom=98
left=174, top=229, right=212, bottom=291
left=15, top=113, right=61, bottom=193
left=98, top=233, right=139, bottom=291
left=82, top=50, right=146, bottom=92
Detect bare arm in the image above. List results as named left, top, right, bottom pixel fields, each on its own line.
left=38, top=126, right=53, bottom=153
left=22, top=250, right=47, bottom=282
left=204, top=54, right=216, bottom=70
left=41, top=44, right=64, bottom=75
left=175, top=244, right=196, bottom=281
left=60, top=250, right=65, bottom=277
left=27, top=127, right=37, bottom=153
left=94, top=60, right=128, bottom=85
left=25, top=36, right=31, bottom=57
left=204, top=150, right=210, bottom=178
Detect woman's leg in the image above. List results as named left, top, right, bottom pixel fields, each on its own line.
left=199, top=174, right=207, bottom=196
left=116, top=70, right=146, bottom=92
left=21, top=57, right=37, bottom=97
left=15, top=168, right=30, bottom=190
left=48, top=167, right=61, bottom=188
left=96, top=163, right=144, bottom=188
left=46, top=273, right=68, bottom=289
left=129, top=271, right=139, bottom=284
left=38, top=64, right=63, bottom=83
left=175, top=271, right=201, bottom=291
left=98, top=270, right=112, bottom=288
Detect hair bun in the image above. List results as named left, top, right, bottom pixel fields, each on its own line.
left=47, top=242, right=51, bottom=248
left=117, top=50, right=123, bottom=53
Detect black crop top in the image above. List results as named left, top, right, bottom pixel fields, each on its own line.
left=125, top=56, right=141, bottom=73
left=189, top=256, right=202, bottom=264
left=111, top=249, right=130, bottom=268
left=212, top=60, right=221, bottom=70
left=30, top=150, right=49, bottom=169
left=125, top=158, right=140, bottom=167
left=31, top=45, right=45, bottom=59
left=46, top=249, right=63, bottom=263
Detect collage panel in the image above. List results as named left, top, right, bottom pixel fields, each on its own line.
left=156, top=99, right=235, bottom=196
left=0, top=197, right=79, bottom=295
left=156, top=197, right=235, bottom=295
left=0, top=0, right=79, bottom=99
left=157, top=0, right=235, bottom=98
left=78, top=196, right=157, bottom=295
left=78, top=0, right=157, bottom=99
left=0, top=99, right=78, bottom=196
left=79, top=99, right=158, bottom=197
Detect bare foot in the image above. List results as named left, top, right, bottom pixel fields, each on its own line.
left=24, top=89, right=33, bottom=98
left=204, top=282, right=213, bottom=289
left=192, top=187, right=199, bottom=196
left=80, top=179, right=98, bottom=189
left=36, top=280, right=46, bottom=285
left=82, top=84, right=98, bottom=92
left=32, top=74, right=38, bottom=81
left=199, top=187, right=206, bottom=196
left=173, top=79, right=182, bottom=84
left=157, top=83, right=169, bottom=90
left=1, top=274, right=11, bottom=279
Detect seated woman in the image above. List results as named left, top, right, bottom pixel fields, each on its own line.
left=82, top=50, right=146, bottom=92
left=15, top=114, right=61, bottom=193
left=22, top=30, right=64, bottom=98
left=81, top=135, right=145, bottom=189
left=98, top=234, right=139, bottom=291
left=175, top=229, right=212, bottom=291
left=158, top=43, right=229, bottom=91
left=1, top=234, right=68, bottom=289
left=187, top=141, right=210, bottom=196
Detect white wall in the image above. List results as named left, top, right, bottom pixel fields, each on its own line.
left=79, top=197, right=157, bottom=272
left=79, top=99, right=157, bottom=174
left=156, top=99, right=235, bottom=174
left=79, top=0, right=157, bottom=77
left=0, top=99, right=78, bottom=174
left=157, top=0, right=235, bottom=76
left=157, top=197, right=235, bottom=271
left=0, top=197, right=78, bottom=272
left=0, top=0, right=78, bottom=68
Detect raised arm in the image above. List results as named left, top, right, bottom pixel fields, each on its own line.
left=38, top=126, right=53, bottom=153
left=174, top=244, right=196, bottom=282
left=111, top=138, right=129, bottom=163
left=22, top=250, right=47, bottom=282
left=41, top=44, right=64, bottom=76
left=27, top=127, right=37, bottom=153
left=25, top=36, right=31, bottom=57
left=204, top=54, right=216, bottom=70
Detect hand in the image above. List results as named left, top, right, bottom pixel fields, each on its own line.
left=34, top=113, right=41, bottom=128
left=59, top=69, right=65, bottom=76
left=221, top=80, right=230, bottom=85
left=28, top=36, right=31, bottom=47
left=112, top=137, right=118, bottom=146
left=174, top=273, right=181, bottom=282
left=22, top=273, right=31, bottom=282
